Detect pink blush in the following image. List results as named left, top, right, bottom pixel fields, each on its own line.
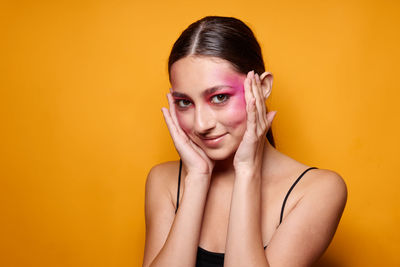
left=224, top=100, right=247, bottom=127
left=226, top=78, right=247, bottom=118
left=219, top=88, right=247, bottom=128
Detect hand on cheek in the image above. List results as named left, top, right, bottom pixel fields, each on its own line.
left=161, top=92, right=215, bottom=177
left=233, top=70, right=277, bottom=177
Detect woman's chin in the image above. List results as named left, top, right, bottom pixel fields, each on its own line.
left=204, top=148, right=235, bottom=161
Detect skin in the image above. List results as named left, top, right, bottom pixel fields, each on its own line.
left=170, top=56, right=248, bottom=162
left=143, top=55, right=348, bottom=267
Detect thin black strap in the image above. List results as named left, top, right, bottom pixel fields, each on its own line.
left=175, top=159, right=182, bottom=214
left=279, top=167, right=317, bottom=224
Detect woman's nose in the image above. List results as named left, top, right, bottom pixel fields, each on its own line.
left=194, top=105, right=216, bottom=134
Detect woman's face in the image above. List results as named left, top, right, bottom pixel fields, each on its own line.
left=170, top=56, right=248, bottom=160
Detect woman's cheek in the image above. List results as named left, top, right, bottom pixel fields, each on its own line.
left=223, top=97, right=247, bottom=127
left=222, top=77, right=247, bottom=126
left=176, top=112, right=192, bottom=134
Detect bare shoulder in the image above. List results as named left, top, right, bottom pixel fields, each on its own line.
left=306, top=168, right=347, bottom=195
left=145, top=160, right=181, bottom=207
left=302, top=168, right=348, bottom=210
left=265, top=167, right=348, bottom=266
left=143, top=161, right=181, bottom=266
left=146, top=160, right=180, bottom=187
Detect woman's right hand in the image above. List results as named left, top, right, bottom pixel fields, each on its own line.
left=161, top=92, right=215, bottom=178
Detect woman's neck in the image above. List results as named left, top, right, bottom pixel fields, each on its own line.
left=212, top=153, right=236, bottom=173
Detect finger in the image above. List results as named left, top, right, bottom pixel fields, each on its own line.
left=161, top=107, right=181, bottom=142
left=254, top=73, right=265, bottom=119
left=167, top=93, right=186, bottom=136
left=255, top=73, right=267, bottom=120
left=244, top=71, right=257, bottom=134
left=244, top=71, right=254, bottom=110
left=167, top=93, right=179, bottom=126
left=246, top=97, right=257, bottom=136
left=189, top=139, right=214, bottom=167
left=255, top=73, right=268, bottom=131
left=251, top=73, right=266, bottom=135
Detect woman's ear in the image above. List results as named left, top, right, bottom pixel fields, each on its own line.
left=259, top=72, right=273, bottom=99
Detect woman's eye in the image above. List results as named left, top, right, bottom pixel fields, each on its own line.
left=211, top=94, right=229, bottom=104
left=175, top=99, right=192, bottom=108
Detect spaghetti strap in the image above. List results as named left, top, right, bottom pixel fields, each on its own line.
left=279, top=167, right=318, bottom=224
left=175, top=159, right=182, bottom=214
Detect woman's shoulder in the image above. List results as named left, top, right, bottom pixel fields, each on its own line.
left=271, top=150, right=347, bottom=209
left=148, top=160, right=181, bottom=177
left=273, top=150, right=347, bottom=199
left=274, top=158, right=348, bottom=225
left=287, top=165, right=348, bottom=215
left=145, top=160, right=181, bottom=196
left=304, top=168, right=348, bottom=200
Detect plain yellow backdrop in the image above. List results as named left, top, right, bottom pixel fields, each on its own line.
left=1, top=0, right=399, bottom=266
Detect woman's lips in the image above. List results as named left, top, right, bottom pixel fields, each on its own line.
left=199, top=133, right=227, bottom=148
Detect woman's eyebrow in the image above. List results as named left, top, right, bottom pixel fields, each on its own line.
left=171, top=85, right=234, bottom=98
left=203, top=85, right=234, bottom=96
left=171, top=92, right=189, bottom=98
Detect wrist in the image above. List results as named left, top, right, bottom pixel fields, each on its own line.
left=185, top=172, right=211, bottom=186
left=234, top=168, right=261, bottom=180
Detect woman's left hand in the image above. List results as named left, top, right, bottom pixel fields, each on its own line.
left=233, top=70, right=276, bottom=178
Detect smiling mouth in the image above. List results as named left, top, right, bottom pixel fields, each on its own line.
left=200, top=133, right=227, bottom=140
left=197, top=133, right=227, bottom=148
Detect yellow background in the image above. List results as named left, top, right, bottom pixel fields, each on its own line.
left=1, top=0, right=399, bottom=266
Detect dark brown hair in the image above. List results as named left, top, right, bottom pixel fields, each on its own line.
left=168, top=16, right=275, bottom=147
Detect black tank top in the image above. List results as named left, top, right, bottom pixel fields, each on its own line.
left=174, top=159, right=317, bottom=267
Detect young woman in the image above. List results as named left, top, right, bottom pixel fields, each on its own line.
left=143, top=16, right=347, bottom=267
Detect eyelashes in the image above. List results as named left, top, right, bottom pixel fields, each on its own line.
left=174, top=94, right=230, bottom=109
left=174, top=99, right=192, bottom=108
left=211, top=94, right=230, bottom=104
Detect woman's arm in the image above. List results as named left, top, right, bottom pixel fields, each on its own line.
left=224, top=71, right=272, bottom=266
left=142, top=164, right=210, bottom=267
left=225, top=170, right=269, bottom=266
left=265, top=169, right=347, bottom=266
left=224, top=71, right=347, bottom=266
left=225, top=168, right=347, bottom=267
left=143, top=92, right=214, bottom=267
